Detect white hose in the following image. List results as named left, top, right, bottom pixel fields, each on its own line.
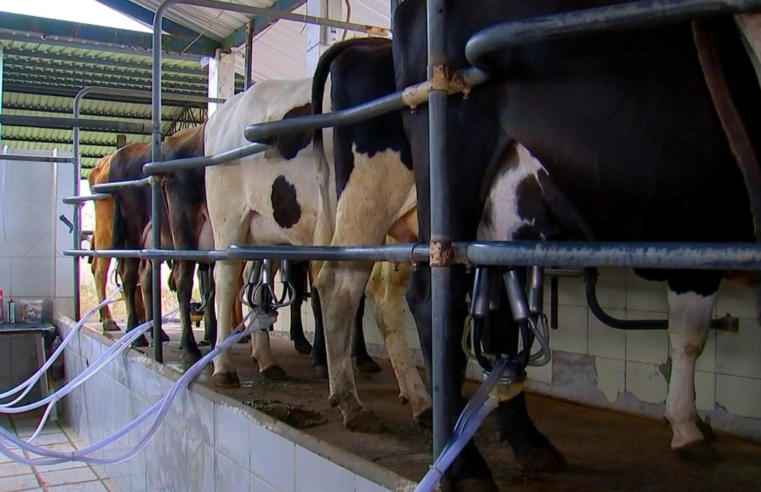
left=0, top=310, right=255, bottom=466
left=414, top=358, right=510, bottom=492
left=0, top=288, right=124, bottom=406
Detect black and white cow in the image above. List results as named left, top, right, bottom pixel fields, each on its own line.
left=391, top=0, right=761, bottom=489
left=204, top=74, right=433, bottom=424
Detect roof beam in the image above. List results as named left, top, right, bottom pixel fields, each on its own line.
left=1, top=135, right=138, bottom=147
left=221, top=0, right=307, bottom=50
left=0, top=12, right=215, bottom=60
left=2, top=87, right=210, bottom=109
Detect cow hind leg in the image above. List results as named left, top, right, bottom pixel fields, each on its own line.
left=211, top=260, right=243, bottom=388
left=289, top=263, right=313, bottom=354
left=138, top=261, right=169, bottom=343
left=352, top=295, right=381, bottom=373
left=93, top=257, right=119, bottom=331
left=367, top=260, right=431, bottom=425
left=491, top=286, right=566, bottom=472
left=315, top=261, right=382, bottom=433
left=311, top=290, right=329, bottom=379
left=665, top=274, right=720, bottom=462
left=122, top=259, right=149, bottom=347
left=176, top=260, right=203, bottom=364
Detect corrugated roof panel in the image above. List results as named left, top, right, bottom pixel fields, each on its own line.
left=131, top=0, right=278, bottom=41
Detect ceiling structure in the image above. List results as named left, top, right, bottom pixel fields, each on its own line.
left=0, top=0, right=391, bottom=177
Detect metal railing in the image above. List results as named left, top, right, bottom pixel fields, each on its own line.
left=59, top=0, right=761, bottom=470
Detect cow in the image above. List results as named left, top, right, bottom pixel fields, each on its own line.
left=391, top=0, right=761, bottom=488
left=87, top=154, right=143, bottom=332
left=204, top=74, right=433, bottom=426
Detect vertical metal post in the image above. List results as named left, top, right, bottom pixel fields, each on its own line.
left=390, top=0, right=400, bottom=22
left=244, top=20, right=254, bottom=90
left=152, top=4, right=169, bottom=364
left=72, top=94, right=82, bottom=321
left=427, top=0, right=451, bottom=460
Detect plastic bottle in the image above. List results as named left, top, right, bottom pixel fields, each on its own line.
left=9, top=299, right=16, bottom=324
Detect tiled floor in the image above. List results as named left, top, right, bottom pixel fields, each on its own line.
left=0, top=413, right=118, bottom=492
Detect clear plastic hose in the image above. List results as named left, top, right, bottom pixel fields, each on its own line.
left=414, top=357, right=509, bottom=492
left=0, top=310, right=255, bottom=466
left=0, top=288, right=124, bottom=406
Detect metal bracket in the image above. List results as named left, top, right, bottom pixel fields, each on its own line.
left=430, top=240, right=455, bottom=267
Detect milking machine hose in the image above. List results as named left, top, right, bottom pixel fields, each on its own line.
left=0, top=288, right=124, bottom=406
left=0, top=310, right=256, bottom=466
left=415, top=358, right=510, bottom=492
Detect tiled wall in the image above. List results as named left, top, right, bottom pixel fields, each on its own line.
left=271, top=266, right=761, bottom=441
left=0, top=148, right=75, bottom=320
left=57, top=315, right=416, bottom=492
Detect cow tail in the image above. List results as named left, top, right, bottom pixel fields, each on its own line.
left=310, top=37, right=390, bottom=279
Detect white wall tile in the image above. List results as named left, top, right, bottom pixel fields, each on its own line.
left=556, top=276, right=587, bottom=307
left=9, top=161, right=53, bottom=202
left=716, top=318, right=761, bottom=379
left=216, top=451, right=250, bottom=492
left=356, top=476, right=390, bottom=492
left=11, top=258, right=53, bottom=297
left=626, top=361, right=667, bottom=404
left=56, top=258, right=74, bottom=298
left=716, top=374, right=761, bottom=419
left=625, top=312, right=669, bottom=365
left=526, top=356, right=552, bottom=385
left=695, top=371, right=716, bottom=412
left=26, top=233, right=53, bottom=258
left=55, top=298, right=75, bottom=320
left=626, top=272, right=668, bottom=313
left=716, top=280, right=757, bottom=319
left=695, top=329, right=716, bottom=374
left=5, top=203, right=51, bottom=257
left=295, top=446, right=354, bottom=492
left=550, top=305, right=587, bottom=355
left=0, top=258, right=11, bottom=297
left=587, top=308, right=626, bottom=360
left=250, top=425, right=295, bottom=492
left=251, top=474, right=277, bottom=492
left=215, top=405, right=251, bottom=468
left=596, top=357, right=625, bottom=404
left=593, top=268, right=627, bottom=310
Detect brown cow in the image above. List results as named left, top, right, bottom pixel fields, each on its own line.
left=87, top=154, right=144, bottom=331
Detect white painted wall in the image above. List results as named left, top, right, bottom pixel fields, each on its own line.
left=0, top=148, right=74, bottom=320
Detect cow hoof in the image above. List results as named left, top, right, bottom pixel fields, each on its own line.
left=697, top=419, right=718, bottom=443
left=515, top=443, right=567, bottom=473
left=356, top=358, right=382, bottom=373
left=313, top=365, right=329, bottom=379
left=131, top=335, right=150, bottom=348
left=198, top=339, right=211, bottom=347
left=212, top=372, right=240, bottom=388
left=345, top=410, right=384, bottom=434
left=452, top=478, right=499, bottom=492
left=414, top=407, right=433, bottom=428
left=182, top=350, right=203, bottom=366
left=103, top=320, right=120, bottom=332
left=293, top=339, right=313, bottom=355
left=674, top=441, right=719, bottom=463
left=261, top=365, right=288, bottom=380
left=150, top=330, right=171, bottom=342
